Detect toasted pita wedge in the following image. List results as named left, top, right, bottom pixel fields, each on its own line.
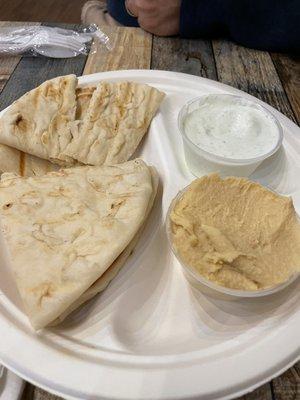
left=63, top=81, right=165, bottom=165
left=0, top=86, right=97, bottom=177
left=0, top=75, right=77, bottom=166
left=0, top=144, right=57, bottom=177
left=0, top=159, right=154, bottom=329
left=52, top=167, right=158, bottom=325
left=0, top=87, right=96, bottom=177
left=75, top=86, right=96, bottom=120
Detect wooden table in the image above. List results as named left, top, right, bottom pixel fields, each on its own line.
left=0, top=21, right=299, bottom=400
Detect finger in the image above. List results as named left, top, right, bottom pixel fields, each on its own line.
left=125, top=0, right=139, bottom=17
left=137, top=13, right=159, bottom=33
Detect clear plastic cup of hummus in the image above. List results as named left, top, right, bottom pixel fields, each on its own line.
left=166, top=187, right=299, bottom=299
left=178, top=94, right=283, bottom=178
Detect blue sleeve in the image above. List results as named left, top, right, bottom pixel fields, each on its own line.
left=107, top=0, right=139, bottom=27
left=180, top=0, right=300, bottom=53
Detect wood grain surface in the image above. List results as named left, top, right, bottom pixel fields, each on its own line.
left=271, top=53, right=300, bottom=125
left=22, top=385, right=61, bottom=400
left=0, top=22, right=298, bottom=400
left=83, top=26, right=152, bottom=74
left=0, top=54, right=87, bottom=111
left=241, top=383, right=273, bottom=400
left=151, top=36, right=217, bottom=79
left=0, top=0, right=85, bottom=23
left=212, top=40, right=297, bottom=124
left=272, top=362, right=300, bottom=400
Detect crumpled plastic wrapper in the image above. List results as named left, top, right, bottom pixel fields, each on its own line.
left=0, top=24, right=112, bottom=58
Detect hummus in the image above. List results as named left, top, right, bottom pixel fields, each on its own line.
left=170, top=174, right=300, bottom=290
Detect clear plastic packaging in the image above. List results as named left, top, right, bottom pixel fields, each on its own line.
left=0, top=24, right=111, bottom=58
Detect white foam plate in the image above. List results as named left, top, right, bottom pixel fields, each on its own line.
left=0, top=70, right=299, bottom=400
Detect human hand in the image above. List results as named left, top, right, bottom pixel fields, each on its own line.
left=125, top=0, right=181, bottom=36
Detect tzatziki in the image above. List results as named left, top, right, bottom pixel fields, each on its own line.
left=183, top=95, right=280, bottom=159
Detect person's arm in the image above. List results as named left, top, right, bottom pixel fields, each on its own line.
left=180, top=0, right=300, bottom=53
left=108, top=0, right=300, bottom=53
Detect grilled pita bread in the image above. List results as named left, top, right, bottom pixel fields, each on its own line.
left=75, top=86, right=96, bottom=120
left=0, top=159, right=155, bottom=329
left=0, top=77, right=164, bottom=168
left=0, top=86, right=96, bottom=176
left=63, top=81, right=165, bottom=166
left=0, top=75, right=77, bottom=166
left=0, top=144, right=57, bottom=177
left=52, top=167, right=158, bottom=325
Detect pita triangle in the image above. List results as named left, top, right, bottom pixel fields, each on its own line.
left=63, top=81, right=165, bottom=166
left=52, top=167, right=158, bottom=325
left=0, top=159, right=155, bottom=329
left=0, top=86, right=97, bottom=177
left=75, top=86, right=96, bottom=120
left=0, top=143, right=56, bottom=177
left=0, top=75, right=77, bottom=166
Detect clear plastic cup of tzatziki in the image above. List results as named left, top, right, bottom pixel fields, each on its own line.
left=178, top=94, right=283, bottom=178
